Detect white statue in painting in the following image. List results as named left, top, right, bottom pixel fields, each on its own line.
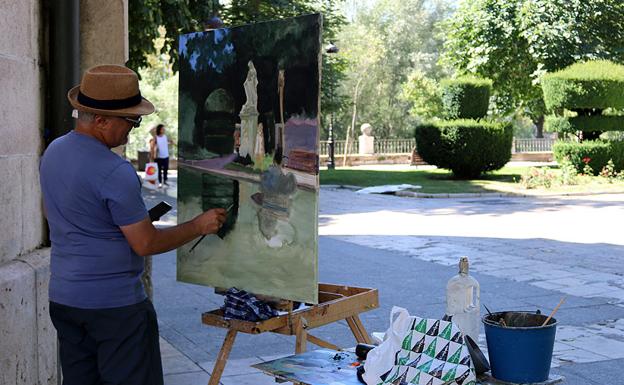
left=242, top=61, right=258, bottom=114
left=239, top=61, right=259, bottom=159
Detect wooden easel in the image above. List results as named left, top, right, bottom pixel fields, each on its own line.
left=201, top=283, right=379, bottom=385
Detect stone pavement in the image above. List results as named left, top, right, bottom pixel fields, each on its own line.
left=142, top=169, right=624, bottom=385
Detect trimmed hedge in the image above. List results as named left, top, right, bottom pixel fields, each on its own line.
left=542, top=60, right=624, bottom=111
left=415, top=119, right=512, bottom=178
left=545, top=115, right=624, bottom=134
left=441, top=77, right=492, bottom=119
left=553, top=140, right=624, bottom=174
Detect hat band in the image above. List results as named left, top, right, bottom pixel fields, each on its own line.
left=77, top=91, right=143, bottom=110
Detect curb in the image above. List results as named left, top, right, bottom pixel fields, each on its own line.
left=321, top=185, right=624, bottom=199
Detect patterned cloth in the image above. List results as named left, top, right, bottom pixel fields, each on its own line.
left=379, top=318, right=476, bottom=385
left=222, top=288, right=278, bottom=321
left=363, top=307, right=477, bottom=385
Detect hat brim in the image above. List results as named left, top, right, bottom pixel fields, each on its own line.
left=67, top=85, right=155, bottom=117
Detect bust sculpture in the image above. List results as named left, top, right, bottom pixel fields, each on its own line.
left=359, top=123, right=374, bottom=155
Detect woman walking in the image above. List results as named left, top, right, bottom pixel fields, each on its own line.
left=150, top=124, right=171, bottom=187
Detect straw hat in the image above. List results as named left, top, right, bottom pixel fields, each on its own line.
left=67, top=64, right=155, bottom=117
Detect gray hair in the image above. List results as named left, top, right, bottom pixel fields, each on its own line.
left=77, top=110, right=95, bottom=123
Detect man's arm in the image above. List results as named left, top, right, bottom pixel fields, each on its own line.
left=120, top=208, right=226, bottom=257
left=149, top=138, right=156, bottom=161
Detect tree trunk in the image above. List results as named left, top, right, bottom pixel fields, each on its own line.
left=534, top=115, right=544, bottom=138
left=344, top=77, right=363, bottom=166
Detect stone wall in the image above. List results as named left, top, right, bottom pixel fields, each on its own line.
left=0, top=0, right=55, bottom=383
left=0, top=1, right=128, bottom=384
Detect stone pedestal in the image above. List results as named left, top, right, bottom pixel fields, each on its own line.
left=239, top=110, right=258, bottom=158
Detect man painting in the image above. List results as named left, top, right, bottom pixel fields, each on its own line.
left=40, top=64, right=227, bottom=385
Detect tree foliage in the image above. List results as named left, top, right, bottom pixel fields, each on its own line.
left=336, top=0, right=453, bottom=139
left=441, top=0, right=624, bottom=132
left=128, top=0, right=346, bottom=120
left=400, top=70, right=443, bottom=120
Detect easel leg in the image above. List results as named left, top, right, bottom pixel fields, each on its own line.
left=352, top=315, right=372, bottom=344
left=208, top=329, right=238, bottom=385
left=306, top=334, right=340, bottom=351
left=346, top=316, right=372, bottom=344
left=294, top=317, right=307, bottom=354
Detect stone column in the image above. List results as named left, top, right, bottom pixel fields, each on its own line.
left=80, top=0, right=128, bottom=70
left=80, top=0, right=129, bottom=157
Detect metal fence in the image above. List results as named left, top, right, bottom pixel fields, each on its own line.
left=512, top=138, right=557, bottom=153
left=320, top=139, right=414, bottom=156
left=320, top=138, right=558, bottom=156
left=374, top=138, right=416, bottom=154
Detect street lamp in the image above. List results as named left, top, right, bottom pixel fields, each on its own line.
left=325, top=42, right=339, bottom=169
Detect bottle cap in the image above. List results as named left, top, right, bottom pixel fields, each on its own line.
left=459, top=256, right=469, bottom=275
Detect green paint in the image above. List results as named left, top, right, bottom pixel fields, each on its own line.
left=177, top=15, right=321, bottom=303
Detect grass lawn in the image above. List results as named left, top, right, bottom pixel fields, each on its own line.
left=319, top=166, right=624, bottom=195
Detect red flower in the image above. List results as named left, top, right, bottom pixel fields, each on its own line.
left=582, top=157, right=591, bottom=164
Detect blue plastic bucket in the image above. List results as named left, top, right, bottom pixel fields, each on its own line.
left=483, top=311, right=557, bottom=383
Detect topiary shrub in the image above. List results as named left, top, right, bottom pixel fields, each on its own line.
left=542, top=60, right=624, bottom=141
left=415, top=119, right=513, bottom=178
left=545, top=115, right=624, bottom=134
left=542, top=61, right=624, bottom=111
left=552, top=140, right=624, bottom=174
left=441, top=77, right=492, bottom=120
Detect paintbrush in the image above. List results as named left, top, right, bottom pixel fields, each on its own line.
left=541, top=296, right=566, bottom=327
left=189, top=203, right=234, bottom=253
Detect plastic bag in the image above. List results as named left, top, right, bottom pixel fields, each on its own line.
left=363, top=306, right=476, bottom=385
left=143, top=162, right=159, bottom=189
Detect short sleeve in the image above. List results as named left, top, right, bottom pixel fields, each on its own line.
left=100, top=162, right=148, bottom=226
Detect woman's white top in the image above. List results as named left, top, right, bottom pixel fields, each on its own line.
left=156, top=135, right=169, bottom=158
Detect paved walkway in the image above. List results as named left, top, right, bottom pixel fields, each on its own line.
left=142, top=168, right=624, bottom=385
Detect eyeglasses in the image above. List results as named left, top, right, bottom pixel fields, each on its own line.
left=123, top=116, right=142, bottom=128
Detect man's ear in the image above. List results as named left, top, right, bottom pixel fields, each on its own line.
left=93, top=114, right=110, bottom=131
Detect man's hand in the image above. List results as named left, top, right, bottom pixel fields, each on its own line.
left=192, top=208, right=227, bottom=235
left=121, top=208, right=228, bottom=257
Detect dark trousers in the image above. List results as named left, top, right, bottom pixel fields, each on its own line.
left=49, top=300, right=164, bottom=385
left=155, top=157, right=169, bottom=183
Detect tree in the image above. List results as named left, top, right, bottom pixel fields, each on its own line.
left=400, top=70, right=444, bottom=121
left=128, top=0, right=347, bottom=127
left=128, top=0, right=216, bottom=73
left=441, top=0, right=624, bottom=137
left=336, top=0, right=453, bottom=139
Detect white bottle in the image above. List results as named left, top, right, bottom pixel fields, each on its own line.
left=446, top=256, right=480, bottom=342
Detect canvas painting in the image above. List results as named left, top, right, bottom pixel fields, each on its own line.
left=177, top=14, right=321, bottom=304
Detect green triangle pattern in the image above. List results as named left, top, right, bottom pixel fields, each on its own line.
left=423, top=338, right=437, bottom=357
left=397, top=351, right=410, bottom=366
left=391, top=371, right=408, bottom=385
left=415, top=318, right=428, bottom=333
left=402, top=332, right=413, bottom=350
left=439, top=323, right=453, bottom=340
left=441, top=365, right=458, bottom=382
left=416, top=359, right=433, bottom=373
left=409, top=371, right=420, bottom=384
left=447, top=346, right=462, bottom=364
